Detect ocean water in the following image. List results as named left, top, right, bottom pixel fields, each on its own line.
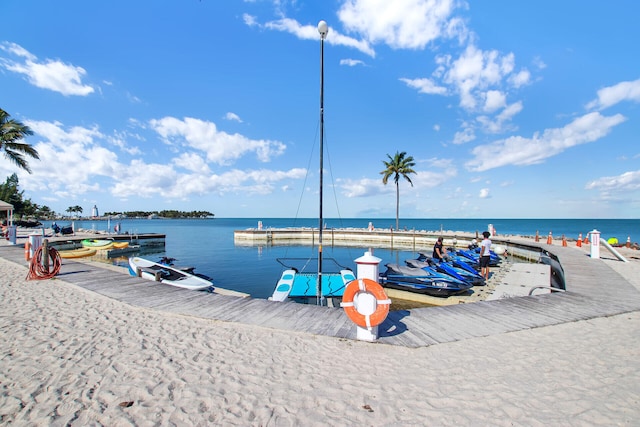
left=40, top=218, right=639, bottom=298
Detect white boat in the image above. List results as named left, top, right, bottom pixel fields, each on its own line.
left=270, top=22, right=356, bottom=305
left=128, top=256, right=213, bottom=291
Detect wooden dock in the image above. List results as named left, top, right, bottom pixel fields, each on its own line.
left=2, top=241, right=639, bottom=348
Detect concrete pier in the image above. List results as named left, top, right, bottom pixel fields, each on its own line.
left=234, top=227, right=477, bottom=250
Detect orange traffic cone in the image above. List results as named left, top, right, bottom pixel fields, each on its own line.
left=577, top=233, right=582, bottom=247
left=626, top=236, right=631, bottom=248
left=562, top=234, right=567, bottom=247
left=535, top=231, right=539, bottom=242
left=547, top=232, right=553, bottom=245
left=584, top=234, right=590, bottom=245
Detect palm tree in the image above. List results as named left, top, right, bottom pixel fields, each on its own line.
left=0, top=108, right=40, bottom=173
left=66, top=205, right=83, bottom=218
left=381, top=151, right=416, bottom=230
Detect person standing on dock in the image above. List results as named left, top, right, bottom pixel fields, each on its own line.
left=433, top=237, right=447, bottom=262
left=480, top=231, right=492, bottom=280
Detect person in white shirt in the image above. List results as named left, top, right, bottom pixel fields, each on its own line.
left=479, top=231, right=492, bottom=280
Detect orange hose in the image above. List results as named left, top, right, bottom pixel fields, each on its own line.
left=26, top=246, right=62, bottom=280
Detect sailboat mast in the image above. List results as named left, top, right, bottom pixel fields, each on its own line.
left=317, top=20, right=328, bottom=305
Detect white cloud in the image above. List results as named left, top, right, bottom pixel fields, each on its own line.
left=532, top=56, right=546, bottom=70
left=452, top=123, right=475, bottom=144
left=412, top=166, right=457, bottom=189
left=111, top=160, right=180, bottom=199
left=337, top=0, right=466, bottom=49
left=173, top=152, right=212, bottom=174
left=400, top=77, right=447, bottom=95
left=12, top=119, right=304, bottom=207
left=224, top=112, right=243, bottom=123
left=441, top=45, right=516, bottom=111
left=586, top=170, right=640, bottom=192
left=465, top=112, right=627, bottom=172
left=476, top=101, right=523, bottom=133
left=483, top=90, right=506, bottom=113
left=340, top=58, right=366, bottom=67
left=110, top=164, right=308, bottom=200
left=0, top=42, right=94, bottom=96
left=340, top=177, right=382, bottom=197
left=479, top=188, right=490, bottom=198
left=259, top=17, right=376, bottom=57
left=19, top=120, right=117, bottom=200
left=509, top=69, right=531, bottom=88
left=402, top=39, right=531, bottom=140
left=586, top=78, right=640, bottom=110
left=242, top=13, right=258, bottom=27
left=149, top=116, right=286, bottom=165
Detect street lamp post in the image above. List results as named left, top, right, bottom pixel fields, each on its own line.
left=317, top=20, right=328, bottom=305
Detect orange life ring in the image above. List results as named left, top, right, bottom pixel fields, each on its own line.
left=341, top=278, right=391, bottom=329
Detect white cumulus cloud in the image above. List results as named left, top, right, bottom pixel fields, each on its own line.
left=466, top=112, right=626, bottom=172
left=149, top=116, right=286, bottom=165
left=586, top=78, right=640, bottom=110
left=0, top=42, right=94, bottom=96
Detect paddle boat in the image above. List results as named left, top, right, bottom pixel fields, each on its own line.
left=128, top=256, right=214, bottom=291
left=271, top=257, right=355, bottom=304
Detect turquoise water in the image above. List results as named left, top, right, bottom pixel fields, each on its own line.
left=40, top=218, right=639, bottom=298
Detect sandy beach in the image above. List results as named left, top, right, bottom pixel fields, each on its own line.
left=2, top=243, right=640, bottom=425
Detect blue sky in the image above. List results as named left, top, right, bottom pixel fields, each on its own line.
left=1, top=0, right=639, bottom=219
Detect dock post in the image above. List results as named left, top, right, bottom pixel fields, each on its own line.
left=354, top=251, right=383, bottom=342
left=42, top=239, right=49, bottom=274
left=589, top=229, right=601, bottom=259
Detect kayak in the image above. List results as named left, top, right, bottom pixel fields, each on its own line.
left=59, top=247, right=97, bottom=259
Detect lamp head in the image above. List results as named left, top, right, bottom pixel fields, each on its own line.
left=318, top=20, right=328, bottom=39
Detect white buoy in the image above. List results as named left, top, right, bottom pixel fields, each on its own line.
left=493, top=245, right=506, bottom=255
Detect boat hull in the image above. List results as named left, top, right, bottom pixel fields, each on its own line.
left=380, top=263, right=473, bottom=297
left=128, top=257, right=213, bottom=291
left=381, top=280, right=471, bottom=297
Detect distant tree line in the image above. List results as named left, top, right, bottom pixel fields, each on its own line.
left=0, top=173, right=55, bottom=220
left=104, top=210, right=214, bottom=219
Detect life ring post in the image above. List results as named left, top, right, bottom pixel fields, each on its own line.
left=347, top=251, right=386, bottom=341
left=340, top=278, right=391, bottom=341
